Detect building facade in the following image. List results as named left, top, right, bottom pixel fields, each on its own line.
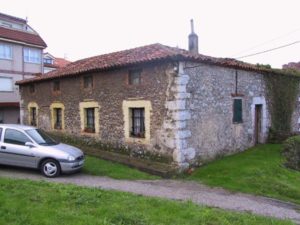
left=17, top=42, right=300, bottom=169
left=16, top=21, right=300, bottom=169
left=0, top=12, right=47, bottom=123
left=43, top=52, right=70, bottom=74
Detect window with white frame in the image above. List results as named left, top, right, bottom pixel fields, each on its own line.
left=0, top=77, right=13, bottom=92
left=43, top=58, right=54, bottom=64
left=0, top=44, right=12, bottom=59
left=24, top=48, right=41, bottom=64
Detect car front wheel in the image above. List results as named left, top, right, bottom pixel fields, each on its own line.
left=41, top=159, right=61, bottom=178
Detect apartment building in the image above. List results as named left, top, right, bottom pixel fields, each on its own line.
left=0, top=12, right=47, bottom=123
left=43, top=52, right=70, bottom=74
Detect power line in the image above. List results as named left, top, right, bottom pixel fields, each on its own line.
left=230, top=27, right=300, bottom=57
left=235, top=41, right=300, bottom=59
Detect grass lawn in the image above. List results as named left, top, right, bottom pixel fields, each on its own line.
left=0, top=177, right=293, bottom=225
left=83, top=155, right=159, bottom=180
left=187, top=144, right=300, bottom=205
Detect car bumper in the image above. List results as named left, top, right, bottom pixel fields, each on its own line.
left=60, top=160, right=84, bottom=173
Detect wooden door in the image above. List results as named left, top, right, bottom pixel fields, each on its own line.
left=254, top=104, right=262, bottom=144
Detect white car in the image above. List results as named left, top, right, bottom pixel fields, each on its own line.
left=0, top=124, right=84, bottom=177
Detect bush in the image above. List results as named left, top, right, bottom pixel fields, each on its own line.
left=282, top=135, right=300, bottom=171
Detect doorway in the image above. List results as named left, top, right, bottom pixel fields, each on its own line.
left=254, top=104, right=262, bottom=144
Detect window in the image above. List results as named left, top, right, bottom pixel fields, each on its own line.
left=43, top=58, right=53, bottom=64
left=85, top=108, right=95, bottom=133
left=83, top=75, right=93, bottom=89
left=0, top=127, right=2, bottom=137
left=80, top=102, right=99, bottom=134
left=53, top=81, right=60, bottom=92
left=50, top=103, right=65, bottom=130
left=233, top=99, right=243, bottom=123
left=1, top=22, right=12, bottom=28
left=4, top=129, right=31, bottom=146
left=24, top=48, right=41, bottom=64
left=130, top=108, right=145, bottom=138
left=128, top=69, right=142, bottom=85
left=30, top=107, right=37, bottom=126
left=26, top=129, right=57, bottom=146
left=0, top=44, right=12, bottom=59
left=0, top=111, right=3, bottom=123
left=123, top=100, right=151, bottom=143
left=53, top=108, right=62, bottom=129
left=29, top=84, right=35, bottom=93
left=0, top=77, right=13, bottom=91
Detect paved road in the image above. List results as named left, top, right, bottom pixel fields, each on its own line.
left=0, top=167, right=299, bottom=224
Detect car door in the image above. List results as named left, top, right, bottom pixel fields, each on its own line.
left=0, top=127, right=4, bottom=164
left=0, top=128, right=37, bottom=168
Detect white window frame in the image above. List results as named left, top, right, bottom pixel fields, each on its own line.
left=24, top=47, right=41, bottom=64
left=0, top=44, right=12, bottom=60
left=0, top=77, right=13, bottom=92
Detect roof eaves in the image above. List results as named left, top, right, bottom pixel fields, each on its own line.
left=16, top=56, right=179, bottom=85
left=0, top=37, right=46, bottom=48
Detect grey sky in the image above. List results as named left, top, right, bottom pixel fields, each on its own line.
left=1, top=0, right=300, bottom=68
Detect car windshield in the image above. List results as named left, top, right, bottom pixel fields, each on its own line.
left=26, top=129, right=58, bottom=146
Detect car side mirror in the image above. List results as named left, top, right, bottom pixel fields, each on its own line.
left=25, top=142, right=36, bottom=148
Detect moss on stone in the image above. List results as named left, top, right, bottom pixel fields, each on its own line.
left=48, top=131, right=173, bottom=164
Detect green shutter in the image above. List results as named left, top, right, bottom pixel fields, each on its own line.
left=233, top=99, right=243, bottom=123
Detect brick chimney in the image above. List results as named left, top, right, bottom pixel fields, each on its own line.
left=188, top=19, right=198, bottom=54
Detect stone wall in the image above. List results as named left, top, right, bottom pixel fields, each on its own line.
left=181, top=62, right=270, bottom=165
left=291, top=83, right=300, bottom=133
left=20, top=62, right=177, bottom=161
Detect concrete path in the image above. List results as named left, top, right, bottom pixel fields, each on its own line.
left=0, top=167, right=299, bottom=224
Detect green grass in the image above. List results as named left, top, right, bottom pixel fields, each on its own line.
left=83, top=155, right=159, bottom=180
left=187, top=144, right=300, bottom=205
left=0, top=177, right=293, bottom=225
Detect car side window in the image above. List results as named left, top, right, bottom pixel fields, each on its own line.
left=4, top=129, right=31, bottom=146
left=0, top=128, right=2, bottom=142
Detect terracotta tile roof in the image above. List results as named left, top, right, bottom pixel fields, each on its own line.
left=16, top=43, right=282, bottom=85
left=44, top=63, right=59, bottom=69
left=54, top=57, right=71, bottom=68
left=0, top=26, right=47, bottom=48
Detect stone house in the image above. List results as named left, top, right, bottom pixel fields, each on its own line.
left=16, top=26, right=300, bottom=170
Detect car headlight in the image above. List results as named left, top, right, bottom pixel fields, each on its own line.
left=67, top=155, right=75, bottom=161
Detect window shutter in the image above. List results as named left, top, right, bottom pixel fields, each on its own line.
left=233, top=99, right=242, bottom=123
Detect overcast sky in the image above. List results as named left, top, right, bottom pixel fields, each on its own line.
left=1, top=0, right=300, bottom=68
